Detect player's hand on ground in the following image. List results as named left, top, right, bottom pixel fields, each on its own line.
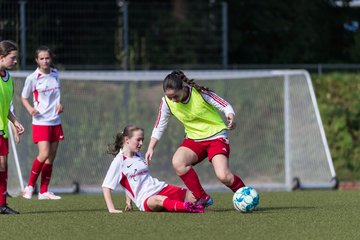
left=227, top=113, right=236, bottom=130
left=125, top=202, right=133, bottom=211
left=109, top=209, right=123, bottom=214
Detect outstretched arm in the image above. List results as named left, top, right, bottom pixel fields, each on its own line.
left=102, top=187, right=123, bottom=213
left=145, top=98, right=170, bottom=164
left=145, top=137, right=159, bottom=164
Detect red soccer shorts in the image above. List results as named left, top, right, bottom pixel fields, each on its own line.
left=180, top=137, right=230, bottom=164
left=32, top=124, right=64, bottom=143
left=143, top=185, right=187, bottom=212
left=0, top=135, right=9, bottom=155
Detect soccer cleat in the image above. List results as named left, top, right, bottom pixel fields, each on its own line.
left=22, top=186, right=34, bottom=200
left=195, top=195, right=213, bottom=207
left=184, top=202, right=205, bottom=213
left=0, top=205, right=19, bottom=214
left=38, top=192, right=62, bottom=200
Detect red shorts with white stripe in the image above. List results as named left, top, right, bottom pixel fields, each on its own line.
left=180, top=137, right=230, bottom=164
left=143, top=185, right=187, bottom=212
left=0, top=135, right=9, bottom=155
left=32, top=124, right=64, bottom=143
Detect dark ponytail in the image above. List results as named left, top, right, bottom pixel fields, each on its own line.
left=163, top=70, right=211, bottom=92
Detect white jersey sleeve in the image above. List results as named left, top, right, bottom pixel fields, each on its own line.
left=201, top=90, right=235, bottom=117
left=102, top=154, right=123, bottom=190
left=21, top=68, right=61, bottom=126
left=151, top=97, right=171, bottom=140
left=22, top=74, right=33, bottom=99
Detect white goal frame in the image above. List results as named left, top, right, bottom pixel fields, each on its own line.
left=9, top=69, right=337, bottom=192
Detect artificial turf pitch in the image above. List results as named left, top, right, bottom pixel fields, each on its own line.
left=1, top=190, right=359, bottom=240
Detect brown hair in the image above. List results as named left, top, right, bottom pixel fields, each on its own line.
left=107, top=125, right=144, bottom=156
left=163, top=70, right=211, bottom=93
left=35, top=45, right=55, bottom=68
left=0, top=40, right=18, bottom=57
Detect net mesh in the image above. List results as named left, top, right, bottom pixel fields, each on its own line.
left=7, top=70, right=335, bottom=194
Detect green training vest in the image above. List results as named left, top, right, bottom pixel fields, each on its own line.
left=165, top=87, right=226, bottom=140
left=0, top=73, right=14, bottom=138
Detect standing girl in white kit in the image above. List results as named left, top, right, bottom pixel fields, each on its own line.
left=22, top=46, right=64, bottom=200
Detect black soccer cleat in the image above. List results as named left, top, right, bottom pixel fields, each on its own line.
left=0, top=205, right=20, bottom=214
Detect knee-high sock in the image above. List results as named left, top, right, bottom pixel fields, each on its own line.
left=27, top=158, right=44, bottom=187
left=228, top=174, right=245, bottom=192
left=162, top=198, right=187, bottom=212
left=40, top=163, right=53, bottom=194
left=0, top=169, right=7, bottom=206
left=179, top=167, right=206, bottom=200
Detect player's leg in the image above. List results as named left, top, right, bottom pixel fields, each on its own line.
left=184, top=189, right=196, bottom=203
left=211, top=154, right=245, bottom=192
left=145, top=195, right=203, bottom=213
left=0, top=144, right=18, bottom=214
left=38, top=125, right=63, bottom=200
left=209, top=138, right=245, bottom=192
left=172, top=145, right=210, bottom=204
left=23, top=141, right=50, bottom=199
left=0, top=156, right=8, bottom=207
left=39, top=141, right=60, bottom=199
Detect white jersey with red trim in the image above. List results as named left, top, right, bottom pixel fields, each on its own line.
left=21, top=68, right=61, bottom=126
left=151, top=86, right=235, bottom=141
left=102, top=151, right=167, bottom=211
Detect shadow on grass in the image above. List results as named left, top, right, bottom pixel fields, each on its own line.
left=20, top=208, right=107, bottom=214
left=211, top=206, right=316, bottom=213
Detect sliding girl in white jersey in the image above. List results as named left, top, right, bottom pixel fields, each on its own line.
left=102, top=125, right=204, bottom=213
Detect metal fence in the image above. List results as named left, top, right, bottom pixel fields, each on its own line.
left=0, top=0, right=227, bottom=70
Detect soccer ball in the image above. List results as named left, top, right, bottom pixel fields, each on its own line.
left=233, top=186, right=259, bottom=213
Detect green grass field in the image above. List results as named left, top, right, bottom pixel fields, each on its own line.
left=2, top=190, right=359, bottom=240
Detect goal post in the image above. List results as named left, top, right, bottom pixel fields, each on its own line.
left=7, top=69, right=337, bottom=193
left=7, top=122, right=25, bottom=196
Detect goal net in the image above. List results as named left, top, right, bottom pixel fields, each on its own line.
left=7, top=70, right=336, bottom=195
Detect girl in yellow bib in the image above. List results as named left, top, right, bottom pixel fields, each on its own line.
left=145, top=70, right=245, bottom=207
left=0, top=40, right=25, bottom=214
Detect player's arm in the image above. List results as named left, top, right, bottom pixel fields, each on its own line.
left=21, top=97, right=39, bottom=116
left=145, top=98, right=170, bottom=163
left=124, top=194, right=133, bottom=211
left=9, top=122, right=20, bottom=144
left=202, top=91, right=236, bottom=130
left=56, top=103, right=64, bottom=114
left=8, top=110, right=24, bottom=135
left=21, top=77, right=39, bottom=116
left=8, top=102, right=22, bottom=143
left=102, top=187, right=123, bottom=213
